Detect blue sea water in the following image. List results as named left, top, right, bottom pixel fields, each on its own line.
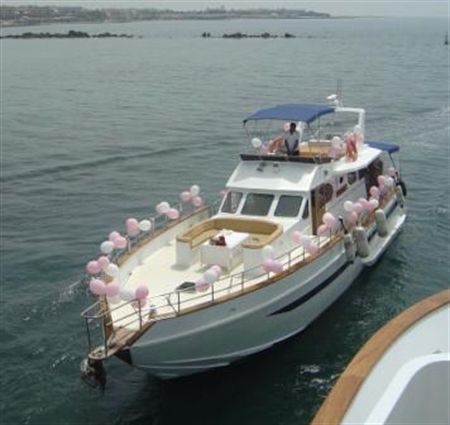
left=1, top=17, right=449, bottom=425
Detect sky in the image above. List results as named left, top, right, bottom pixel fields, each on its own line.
left=1, top=0, right=448, bottom=18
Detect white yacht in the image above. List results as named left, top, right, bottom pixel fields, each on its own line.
left=312, top=289, right=450, bottom=425
left=80, top=96, right=407, bottom=383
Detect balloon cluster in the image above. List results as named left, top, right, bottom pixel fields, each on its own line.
left=195, top=265, right=222, bottom=292
left=291, top=230, right=319, bottom=255
left=156, top=201, right=180, bottom=220
left=261, top=245, right=284, bottom=273
left=179, top=185, right=203, bottom=209
left=318, top=212, right=337, bottom=237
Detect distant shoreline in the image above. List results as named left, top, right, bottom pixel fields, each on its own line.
left=0, top=5, right=340, bottom=27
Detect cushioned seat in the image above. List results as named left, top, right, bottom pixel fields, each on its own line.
left=176, top=217, right=282, bottom=249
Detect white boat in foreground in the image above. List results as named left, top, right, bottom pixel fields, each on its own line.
left=80, top=96, right=408, bottom=383
left=312, top=289, right=450, bottom=425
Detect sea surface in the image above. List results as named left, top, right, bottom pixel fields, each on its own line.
left=1, top=17, right=449, bottom=425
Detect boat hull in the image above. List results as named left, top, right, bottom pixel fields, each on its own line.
left=128, top=205, right=406, bottom=379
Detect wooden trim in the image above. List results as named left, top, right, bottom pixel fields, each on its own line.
left=164, top=234, right=345, bottom=319
left=311, top=289, right=450, bottom=425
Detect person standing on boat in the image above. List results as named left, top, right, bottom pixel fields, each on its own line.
left=270, top=122, right=301, bottom=155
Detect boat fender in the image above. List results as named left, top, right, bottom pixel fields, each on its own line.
left=375, top=209, right=388, bottom=237
left=343, top=234, right=355, bottom=262
left=395, top=185, right=405, bottom=208
left=397, top=179, right=407, bottom=197
left=353, top=226, right=369, bottom=258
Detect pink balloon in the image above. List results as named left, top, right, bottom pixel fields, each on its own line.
left=105, top=280, right=120, bottom=297
left=353, top=202, right=364, bottom=214
left=317, top=224, right=329, bottom=236
left=377, top=175, right=386, bottom=186
left=126, top=217, right=139, bottom=229
left=86, top=260, right=101, bottom=275
left=322, top=212, right=336, bottom=228
left=135, top=285, right=149, bottom=300
left=305, top=242, right=319, bottom=255
left=195, top=278, right=210, bottom=293
left=192, top=196, right=203, bottom=207
left=369, top=186, right=380, bottom=199
left=166, top=208, right=180, bottom=220
left=347, top=211, right=358, bottom=225
left=89, top=278, right=106, bottom=295
left=97, top=256, right=110, bottom=270
left=180, top=191, right=192, bottom=202
left=271, top=260, right=284, bottom=273
left=109, top=231, right=120, bottom=242
left=292, top=230, right=302, bottom=244
left=262, top=259, right=274, bottom=273
left=114, top=236, right=128, bottom=249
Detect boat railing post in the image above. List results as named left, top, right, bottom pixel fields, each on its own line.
left=211, top=283, right=215, bottom=302
left=240, top=272, right=244, bottom=291
left=138, top=302, right=143, bottom=329
left=177, top=291, right=181, bottom=314
left=288, top=251, right=291, bottom=268
left=102, top=316, right=108, bottom=357
left=85, top=318, right=92, bottom=351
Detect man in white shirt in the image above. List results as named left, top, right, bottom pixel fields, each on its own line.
left=269, top=122, right=302, bottom=156
left=284, top=122, right=300, bottom=156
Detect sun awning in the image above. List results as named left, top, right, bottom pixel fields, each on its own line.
left=366, top=141, right=400, bottom=153
left=243, top=103, right=335, bottom=124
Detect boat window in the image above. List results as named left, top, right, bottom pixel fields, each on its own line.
left=347, top=172, right=357, bottom=185
left=241, top=193, right=274, bottom=216
left=221, top=191, right=243, bottom=214
left=358, top=168, right=367, bottom=180
left=274, top=195, right=303, bottom=217
left=302, top=199, right=309, bottom=219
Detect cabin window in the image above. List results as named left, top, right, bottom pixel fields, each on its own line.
left=358, top=168, right=368, bottom=180
left=347, top=172, right=357, bottom=185
left=221, top=191, right=242, bottom=214
left=274, top=195, right=303, bottom=217
left=241, top=193, right=274, bottom=216
left=302, top=199, right=309, bottom=219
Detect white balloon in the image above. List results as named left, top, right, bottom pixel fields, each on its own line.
left=138, top=219, right=152, bottom=232
left=261, top=245, right=275, bottom=260
left=158, top=202, right=170, bottom=214
left=343, top=201, right=354, bottom=212
left=190, top=185, right=200, bottom=196
left=105, top=263, right=119, bottom=277
left=331, top=136, right=342, bottom=149
left=203, top=269, right=217, bottom=284
left=100, top=240, right=114, bottom=254
left=251, top=138, right=263, bottom=149
left=119, top=288, right=134, bottom=302
left=301, top=235, right=311, bottom=247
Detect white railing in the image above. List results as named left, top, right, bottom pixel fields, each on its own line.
left=81, top=230, right=341, bottom=357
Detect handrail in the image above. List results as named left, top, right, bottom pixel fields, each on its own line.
left=82, top=191, right=399, bottom=357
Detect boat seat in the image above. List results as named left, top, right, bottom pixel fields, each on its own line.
left=176, top=217, right=282, bottom=249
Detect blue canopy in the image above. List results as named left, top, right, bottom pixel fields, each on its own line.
left=366, top=141, right=400, bottom=153
left=243, top=103, right=335, bottom=124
